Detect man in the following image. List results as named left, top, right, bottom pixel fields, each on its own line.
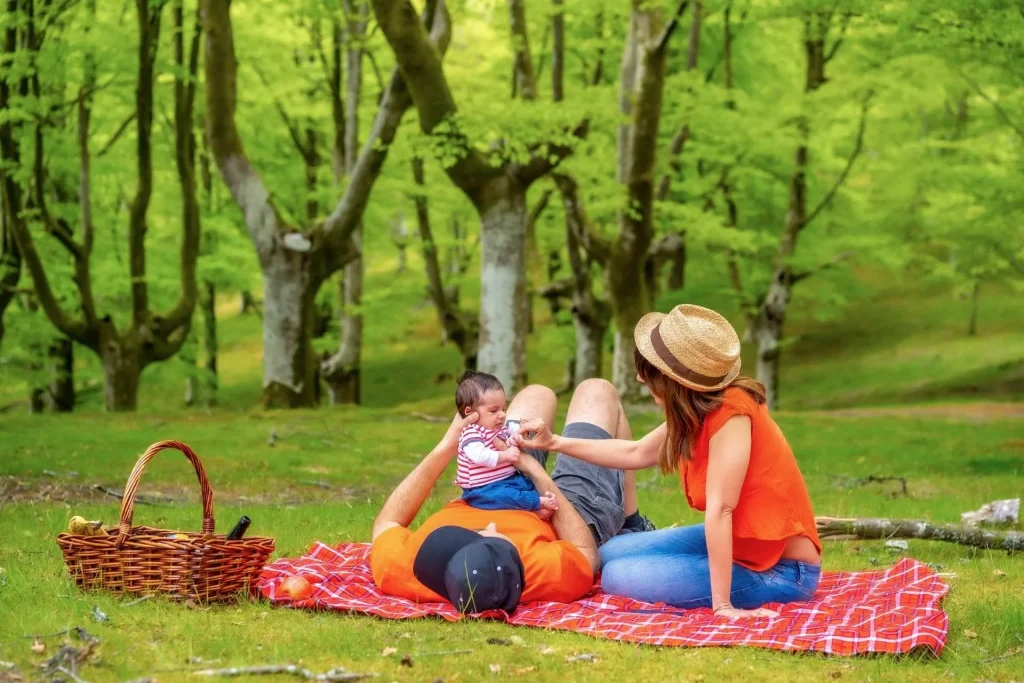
left=370, top=380, right=653, bottom=613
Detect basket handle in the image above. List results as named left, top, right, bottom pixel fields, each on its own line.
left=116, top=440, right=215, bottom=544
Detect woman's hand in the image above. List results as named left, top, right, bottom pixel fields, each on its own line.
left=513, top=417, right=556, bottom=451
left=437, top=410, right=479, bottom=458
left=713, top=606, right=779, bottom=620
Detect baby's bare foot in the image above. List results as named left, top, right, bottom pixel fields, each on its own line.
left=536, top=491, right=559, bottom=521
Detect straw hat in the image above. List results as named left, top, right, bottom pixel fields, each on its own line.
left=633, top=304, right=741, bottom=392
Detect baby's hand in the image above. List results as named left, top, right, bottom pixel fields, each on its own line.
left=497, top=446, right=521, bottom=464
left=508, top=432, right=524, bottom=448
left=493, top=437, right=509, bottom=451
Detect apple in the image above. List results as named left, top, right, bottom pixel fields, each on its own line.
left=280, top=575, right=313, bottom=601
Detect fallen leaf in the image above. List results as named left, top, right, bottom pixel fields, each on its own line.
left=829, top=672, right=842, bottom=680
left=509, top=636, right=526, bottom=646
left=399, top=632, right=413, bottom=639
left=993, top=569, right=1007, bottom=578
left=690, top=676, right=705, bottom=682
left=539, top=646, right=556, bottom=655
left=30, top=640, right=44, bottom=655
left=381, top=647, right=398, bottom=657
left=963, top=629, right=979, bottom=639
left=487, top=638, right=512, bottom=646
left=513, top=666, right=536, bottom=676
left=400, top=655, right=413, bottom=667
left=92, top=605, right=109, bottom=622
left=488, top=663, right=501, bottom=674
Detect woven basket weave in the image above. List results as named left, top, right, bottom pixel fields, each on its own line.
left=56, top=440, right=275, bottom=602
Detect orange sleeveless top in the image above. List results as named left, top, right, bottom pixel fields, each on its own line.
left=680, top=387, right=821, bottom=571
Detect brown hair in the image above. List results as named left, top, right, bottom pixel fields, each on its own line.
left=455, top=371, right=505, bottom=417
left=634, top=348, right=766, bottom=474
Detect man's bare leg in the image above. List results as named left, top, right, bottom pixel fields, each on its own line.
left=507, top=384, right=558, bottom=467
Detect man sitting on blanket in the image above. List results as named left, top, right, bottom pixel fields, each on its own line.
left=371, top=381, right=654, bottom=613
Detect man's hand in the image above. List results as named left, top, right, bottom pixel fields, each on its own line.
left=497, top=446, right=521, bottom=464
left=438, top=410, right=480, bottom=458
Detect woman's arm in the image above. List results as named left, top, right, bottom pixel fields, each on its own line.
left=516, top=419, right=666, bottom=471
left=704, top=415, right=778, bottom=619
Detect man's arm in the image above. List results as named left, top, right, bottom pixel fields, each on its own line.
left=514, top=454, right=600, bottom=573
left=372, top=411, right=479, bottom=541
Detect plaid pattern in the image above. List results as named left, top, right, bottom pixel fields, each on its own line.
left=259, top=543, right=949, bottom=656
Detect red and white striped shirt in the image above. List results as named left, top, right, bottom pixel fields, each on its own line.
left=455, top=424, right=515, bottom=488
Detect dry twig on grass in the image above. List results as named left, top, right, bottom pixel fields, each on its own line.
left=192, top=665, right=376, bottom=681
left=410, top=412, right=448, bottom=424
left=816, top=516, right=1024, bottom=552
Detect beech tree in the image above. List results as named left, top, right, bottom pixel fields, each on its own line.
left=751, top=11, right=871, bottom=409
left=371, top=0, right=586, bottom=391
left=2, top=0, right=202, bottom=411
left=201, top=0, right=450, bottom=407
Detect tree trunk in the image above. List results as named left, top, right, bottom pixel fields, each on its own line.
left=967, top=281, right=980, bottom=337
left=608, top=3, right=674, bottom=400
left=202, top=280, right=218, bottom=405
left=260, top=255, right=320, bottom=408
left=411, top=157, right=477, bottom=370
left=239, top=290, right=256, bottom=314
left=46, top=337, right=74, bottom=412
left=753, top=14, right=828, bottom=410
left=476, top=177, right=528, bottom=391
left=100, top=333, right=142, bottom=412
left=29, top=387, right=45, bottom=414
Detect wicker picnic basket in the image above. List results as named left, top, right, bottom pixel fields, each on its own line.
left=56, top=440, right=275, bottom=602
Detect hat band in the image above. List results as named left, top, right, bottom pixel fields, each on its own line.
left=651, top=322, right=730, bottom=388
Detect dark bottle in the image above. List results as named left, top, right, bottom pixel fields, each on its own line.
left=225, top=515, right=251, bottom=540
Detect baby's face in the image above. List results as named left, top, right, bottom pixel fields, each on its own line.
left=473, top=389, right=507, bottom=431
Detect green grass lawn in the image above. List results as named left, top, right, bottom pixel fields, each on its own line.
left=2, top=404, right=1023, bottom=682
left=2, top=257, right=1023, bottom=681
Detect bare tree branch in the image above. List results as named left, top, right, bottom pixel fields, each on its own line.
left=516, top=118, right=589, bottom=185
left=801, top=91, right=872, bottom=232
left=652, top=0, right=690, bottom=54
left=959, top=70, right=1024, bottom=141
left=321, top=0, right=452, bottom=258
left=552, top=173, right=610, bottom=264
left=252, top=63, right=311, bottom=162
left=95, top=109, right=137, bottom=158
left=790, top=249, right=854, bottom=284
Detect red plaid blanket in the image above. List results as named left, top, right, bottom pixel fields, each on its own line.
left=258, top=543, right=949, bottom=656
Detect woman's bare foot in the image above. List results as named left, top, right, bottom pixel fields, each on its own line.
left=536, top=491, right=559, bottom=521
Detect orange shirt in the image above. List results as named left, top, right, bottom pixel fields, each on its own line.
left=370, top=500, right=594, bottom=604
left=681, top=387, right=822, bottom=571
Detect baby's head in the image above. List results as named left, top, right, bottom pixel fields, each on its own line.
left=455, top=371, right=507, bottom=431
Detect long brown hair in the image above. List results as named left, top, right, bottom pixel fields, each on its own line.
left=634, top=348, right=766, bottom=474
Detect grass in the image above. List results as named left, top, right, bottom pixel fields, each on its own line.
left=1, top=255, right=1023, bottom=681
left=2, top=405, right=1024, bottom=682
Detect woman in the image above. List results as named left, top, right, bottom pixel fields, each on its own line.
left=516, top=304, right=821, bottom=619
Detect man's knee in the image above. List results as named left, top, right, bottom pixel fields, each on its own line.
left=573, top=378, right=617, bottom=401
left=515, top=383, right=557, bottom=405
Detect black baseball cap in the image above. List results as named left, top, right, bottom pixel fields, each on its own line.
left=412, top=526, right=525, bottom=613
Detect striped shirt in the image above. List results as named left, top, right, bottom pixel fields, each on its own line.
left=455, top=423, right=515, bottom=489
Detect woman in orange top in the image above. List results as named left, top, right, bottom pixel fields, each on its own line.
left=517, top=304, right=822, bottom=619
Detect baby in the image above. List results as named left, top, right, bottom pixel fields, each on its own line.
left=454, top=371, right=558, bottom=520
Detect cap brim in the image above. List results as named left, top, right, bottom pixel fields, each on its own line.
left=633, top=310, right=741, bottom=392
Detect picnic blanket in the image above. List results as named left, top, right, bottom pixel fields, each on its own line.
left=258, top=543, right=950, bottom=656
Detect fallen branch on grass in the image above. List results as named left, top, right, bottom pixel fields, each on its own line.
left=410, top=412, right=448, bottom=424
left=192, top=665, right=375, bottom=681
left=816, top=516, right=1024, bottom=552
left=830, top=474, right=908, bottom=497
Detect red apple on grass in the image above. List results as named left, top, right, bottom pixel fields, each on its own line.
left=280, top=575, right=313, bottom=600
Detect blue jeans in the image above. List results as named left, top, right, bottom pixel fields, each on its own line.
left=461, top=471, right=541, bottom=512
left=599, top=524, right=821, bottom=609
